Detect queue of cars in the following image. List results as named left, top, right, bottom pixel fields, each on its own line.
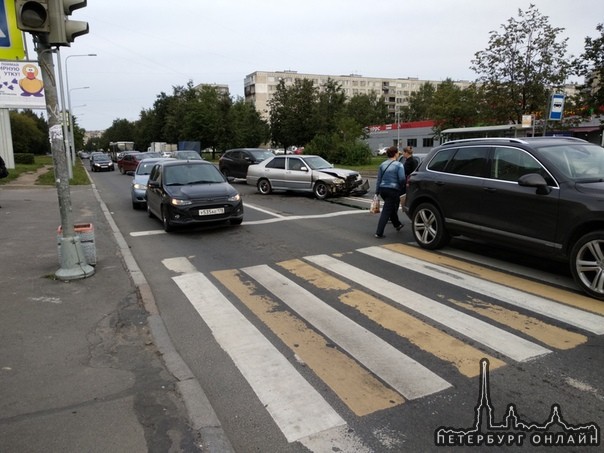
left=88, top=138, right=604, bottom=300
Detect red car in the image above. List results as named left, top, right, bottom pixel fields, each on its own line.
left=117, top=152, right=145, bottom=174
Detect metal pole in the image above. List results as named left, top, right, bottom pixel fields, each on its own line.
left=36, top=37, right=94, bottom=280
left=55, top=48, right=72, bottom=179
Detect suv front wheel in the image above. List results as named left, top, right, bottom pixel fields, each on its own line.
left=570, top=231, right=604, bottom=300
left=412, top=203, right=450, bottom=250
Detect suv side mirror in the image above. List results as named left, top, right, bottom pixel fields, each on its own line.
left=518, top=173, right=551, bottom=195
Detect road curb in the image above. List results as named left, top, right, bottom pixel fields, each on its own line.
left=88, top=174, right=234, bottom=453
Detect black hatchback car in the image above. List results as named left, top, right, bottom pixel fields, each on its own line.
left=146, top=160, right=244, bottom=232
left=218, top=148, right=275, bottom=180
left=403, top=136, right=604, bottom=300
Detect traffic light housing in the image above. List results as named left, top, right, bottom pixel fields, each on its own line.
left=48, top=0, right=89, bottom=46
left=15, top=0, right=50, bottom=33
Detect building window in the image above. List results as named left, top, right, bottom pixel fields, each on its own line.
left=423, top=138, right=434, bottom=147
left=407, top=139, right=417, bottom=147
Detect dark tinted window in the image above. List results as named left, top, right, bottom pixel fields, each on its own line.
left=266, top=157, right=286, bottom=169
left=491, top=146, right=552, bottom=183
left=445, top=147, right=489, bottom=177
left=427, top=148, right=456, bottom=172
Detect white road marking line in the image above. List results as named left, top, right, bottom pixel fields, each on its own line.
left=130, top=229, right=165, bottom=236
left=168, top=259, right=345, bottom=443
left=304, top=254, right=551, bottom=362
left=242, top=264, right=452, bottom=399
left=242, top=208, right=367, bottom=225
left=360, top=246, right=604, bottom=335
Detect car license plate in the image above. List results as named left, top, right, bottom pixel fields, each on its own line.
left=199, top=207, right=224, bottom=216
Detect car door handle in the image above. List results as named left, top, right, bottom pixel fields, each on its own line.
left=483, top=187, right=497, bottom=192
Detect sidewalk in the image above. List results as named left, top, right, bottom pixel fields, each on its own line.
left=0, top=170, right=230, bottom=452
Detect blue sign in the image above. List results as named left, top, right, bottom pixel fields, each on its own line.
left=549, top=93, right=565, bottom=121
left=0, top=1, right=10, bottom=48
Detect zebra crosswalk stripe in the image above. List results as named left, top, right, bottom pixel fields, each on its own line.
left=242, top=264, right=452, bottom=400
left=170, top=262, right=345, bottom=443
left=360, top=245, right=604, bottom=335
left=304, top=254, right=551, bottom=362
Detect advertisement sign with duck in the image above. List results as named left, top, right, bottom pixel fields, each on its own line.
left=0, top=60, right=46, bottom=109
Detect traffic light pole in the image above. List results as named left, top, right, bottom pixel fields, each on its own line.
left=36, top=37, right=94, bottom=280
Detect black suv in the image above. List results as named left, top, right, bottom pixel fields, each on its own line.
left=219, top=148, right=275, bottom=180
left=403, top=136, right=604, bottom=300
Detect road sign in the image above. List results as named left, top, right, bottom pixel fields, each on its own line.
left=0, top=0, right=26, bottom=60
left=549, top=93, right=565, bottom=121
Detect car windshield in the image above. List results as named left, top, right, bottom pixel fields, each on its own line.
left=302, top=156, right=333, bottom=170
left=538, top=143, right=604, bottom=182
left=175, top=151, right=201, bottom=160
left=95, top=155, right=110, bottom=162
left=164, top=164, right=224, bottom=185
left=136, top=161, right=158, bottom=175
left=250, top=150, right=274, bottom=161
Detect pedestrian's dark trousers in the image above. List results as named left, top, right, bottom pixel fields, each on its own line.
left=376, top=187, right=402, bottom=236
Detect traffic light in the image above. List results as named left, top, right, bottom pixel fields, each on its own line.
left=48, top=0, right=89, bottom=46
left=15, top=0, right=50, bottom=33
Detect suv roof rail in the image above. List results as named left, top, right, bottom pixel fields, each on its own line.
left=443, top=137, right=528, bottom=146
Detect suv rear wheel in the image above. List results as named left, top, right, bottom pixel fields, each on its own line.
left=570, top=231, right=604, bottom=300
left=412, top=202, right=450, bottom=250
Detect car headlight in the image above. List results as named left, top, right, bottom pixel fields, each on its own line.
left=133, top=183, right=146, bottom=190
left=228, top=193, right=241, bottom=202
left=170, top=198, right=192, bottom=206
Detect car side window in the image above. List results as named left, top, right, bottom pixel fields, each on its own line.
left=149, top=165, right=160, bottom=183
left=427, top=148, right=456, bottom=172
left=288, top=158, right=304, bottom=171
left=445, top=147, right=489, bottom=177
left=491, top=147, right=540, bottom=181
left=267, top=157, right=286, bottom=169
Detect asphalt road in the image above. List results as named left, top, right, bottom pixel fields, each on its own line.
left=89, top=167, right=604, bottom=452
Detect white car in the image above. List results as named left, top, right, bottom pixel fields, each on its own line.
left=246, top=154, right=369, bottom=199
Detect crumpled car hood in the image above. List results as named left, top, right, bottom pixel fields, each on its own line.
left=314, top=168, right=358, bottom=179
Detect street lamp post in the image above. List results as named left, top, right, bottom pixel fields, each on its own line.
left=65, top=53, right=97, bottom=165
left=68, top=86, right=89, bottom=159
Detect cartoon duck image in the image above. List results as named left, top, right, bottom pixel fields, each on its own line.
left=19, top=64, right=44, bottom=97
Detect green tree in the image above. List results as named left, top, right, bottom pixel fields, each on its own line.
left=269, top=78, right=318, bottom=149
left=471, top=4, right=573, bottom=124
left=429, top=81, right=485, bottom=133
left=225, top=98, right=270, bottom=149
left=9, top=110, right=48, bottom=154
left=345, top=92, right=389, bottom=128
left=576, top=23, right=604, bottom=116
left=100, top=118, right=137, bottom=150
left=305, top=117, right=372, bottom=165
left=315, top=78, right=347, bottom=135
left=402, top=82, right=436, bottom=121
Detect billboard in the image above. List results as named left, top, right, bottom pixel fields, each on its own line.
left=0, top=60, right=46, bottom=109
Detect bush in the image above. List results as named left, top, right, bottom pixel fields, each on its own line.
left=14, top=153, right=35, bottom=164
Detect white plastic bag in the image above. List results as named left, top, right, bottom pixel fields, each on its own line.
left=370, top=195, right=381, bottom=214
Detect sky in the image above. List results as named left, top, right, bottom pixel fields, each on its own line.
left=22, top=0, right=604, bottom=132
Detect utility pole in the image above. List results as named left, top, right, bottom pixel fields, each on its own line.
left=36, top=36, right=93, bottom=279
left=16, top=0, right=93, bottom=280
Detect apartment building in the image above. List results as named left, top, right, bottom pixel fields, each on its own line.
left=243, top=70, right=473, bottom=119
